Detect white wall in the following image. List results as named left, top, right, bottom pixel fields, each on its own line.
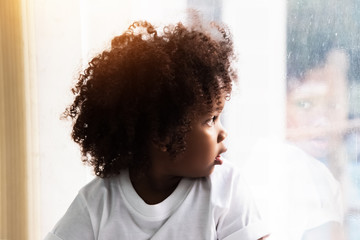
left=33, top=0, right=89, bottom=237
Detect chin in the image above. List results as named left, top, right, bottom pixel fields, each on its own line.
left=298, top=141, right=329, bottom=160
left=189, top=167, right=215, bottom=178
left=204, top=166, right=216, bottom=177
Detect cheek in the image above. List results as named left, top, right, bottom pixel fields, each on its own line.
left=287, top=105, right=305, bottom=128
left=184, top=131, right=215, bottom=159
left=287, top=103, right=316, bottom=128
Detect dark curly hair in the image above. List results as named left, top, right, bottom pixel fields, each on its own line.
left=287, top=0, right=360, bottom=85
left=63, top=20, right=236, bottom=178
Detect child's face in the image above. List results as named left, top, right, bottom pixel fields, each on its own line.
left=286, top=51, right=348, bottom=159
left=169, top=98, right=228, bottom=178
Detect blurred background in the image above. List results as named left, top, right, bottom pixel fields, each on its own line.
left=1, top=0, right=359, bottom=239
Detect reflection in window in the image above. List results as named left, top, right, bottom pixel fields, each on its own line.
left=218, top=0, right=359, bottom=239
left=287, top=0, right=360, bottom=239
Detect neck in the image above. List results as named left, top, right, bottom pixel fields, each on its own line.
left=129, top=168, right=182, bottom=205
left=129, top=146, right=181, bottom=204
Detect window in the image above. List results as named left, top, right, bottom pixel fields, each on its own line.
left=224, top=0, right=360, bottom=239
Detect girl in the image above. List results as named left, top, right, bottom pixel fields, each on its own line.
left=45, top=20, right=269, bottom=240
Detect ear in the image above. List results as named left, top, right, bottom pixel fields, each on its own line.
left=159, top=145, right=167, bottom=152
left=152, top=137, right=170, bottom=152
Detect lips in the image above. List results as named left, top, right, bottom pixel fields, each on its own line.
left=214, top=147, right=227, bottom=165
left=214, top=155, right=223, bottom=165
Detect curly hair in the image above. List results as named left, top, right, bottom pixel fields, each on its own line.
left=63, top=20, right=236, bottom=178
left=287, top=0, right=360, bottom=85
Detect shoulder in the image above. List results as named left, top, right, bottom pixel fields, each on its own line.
left=208, top=159, right=255, bottom=206
left=48, top=175, right=122, bottom=240
left=285, top=144, right=341, bottom=192
left=209, top=160, right=270, bottom=239
left=47, top=179, right=104, bottom=240
left=79, top=174, right=121, bottom=199
left=207, top=160, right=259, bottom=219
left=208, top=160, right=246, bottom=197
left=209, top=160, right=241, bottom=182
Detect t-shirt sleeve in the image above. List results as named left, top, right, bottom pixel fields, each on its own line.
left=306, top=162, right=344, bottom=229
left=216, top=169, right=270, bottom=240
left=44, top=194, right=95, bottom=240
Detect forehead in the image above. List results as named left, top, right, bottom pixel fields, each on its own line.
left=291, top=65, right=347, bottom=96
left=290, top=81, right=329, bottom=99
left=195, top=98, right=226, bottom=115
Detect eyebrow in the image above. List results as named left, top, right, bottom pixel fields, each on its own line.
left=207, top=106, right=223, bottom=114
left=198, top=102, right=224, bottom=115
left=215, top=106, right=224, bottom=111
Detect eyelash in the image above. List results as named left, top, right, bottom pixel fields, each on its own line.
left=206, top=116, right=218, bottom=126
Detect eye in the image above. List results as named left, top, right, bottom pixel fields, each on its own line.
left=296, top=99, right=313, bottom=110
left=206, top=116, right=218, bottom=127
left=329, top=102, right=340, bottom=110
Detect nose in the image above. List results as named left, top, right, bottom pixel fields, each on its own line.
left=217, top=126, right=228, bottom=143
left=313, top=115, right=331, bottom=129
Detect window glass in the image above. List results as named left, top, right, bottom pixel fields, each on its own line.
left=287, top=1, right=360, bottom=239
left=222, top=0, right=360, bottom=239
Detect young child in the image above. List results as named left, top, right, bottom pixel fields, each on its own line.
left=45, top=20, right=269, bottom=240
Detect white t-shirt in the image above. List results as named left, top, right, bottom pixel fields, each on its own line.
left=45, top=161, right=269, bottom=240
left=241, top=139, right=343, bottom=240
